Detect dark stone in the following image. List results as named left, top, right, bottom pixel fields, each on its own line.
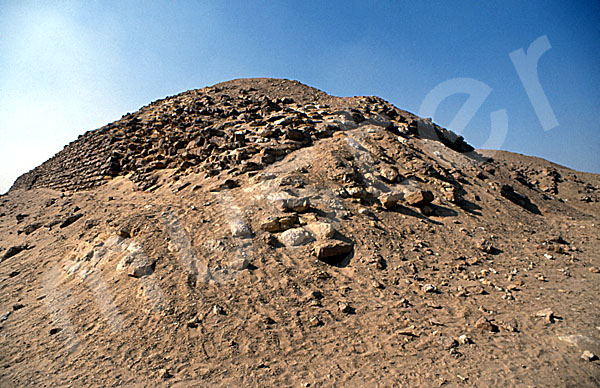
left=22, top=222, right=42, bottom=235
left=500, top=185, right=541, bottom=214
left=46, top=219, right=61, bottom=229
left=314, top=240, right=353, bottom=263
left=60, top=213, right=83, bottom=228
left=15, top=214, right=29, bottom=222
left=117, top=228, right=131, bottom=238
left=209, top=179, right=238, bottom=192
left=240, top=161, right=262, bottom=173
left=421, top=205, right=435, bottom=216
left=2, top=244, right=31, bottom=261
left=84, top=219, right=99, bottom=230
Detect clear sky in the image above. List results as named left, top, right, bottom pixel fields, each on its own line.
left=1, top=1, right=598, bottom=193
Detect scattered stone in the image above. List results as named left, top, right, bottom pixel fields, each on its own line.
left=477, top=239, right=495, bottom=254
left=49, top=327, right=62, bottom=335
left=346, top=186, right=368, bottom=199
left=314, top=240, right=353, bottom=261
left=262, top=233, right=279, bottom=247
left=398, top=298, right=411, bottom=308
left=0, top=311, right=10, bottom=322
left=306, top=290, right=324, bottom=301
left=60, top=213, right=83, bottom=228
left=309, top=316, right=323, bottom=327
left=212, top=305, right=225, bottom=315
left=275, top=197, right=311, bottom=213
left=117, top=227, right=131, bottom=239
left=278, top=228, right=313, bottom=247
left=263, top=316, right=276, bottom=325
left=117, top=254, right=153, bottom=278
left=15, top=213, right=29, bottom=222
left=338, top=301, right=353, bottom=314
left=396, top=325, right=417, bottom=336
left=536, top=274, right=547, bottom=282
left=441, top=184, right=460, bottom=203
left=500, top=184, right=541, bottom=214
left=209, top=178, right=238, bottom=192
left=260, top=216, right=281, bottom=232
left=581, top=350, right=597, bottom=362
left=186, top=317, right=199, bottom=328
left=422, top=284, right=437, bottom=293
left=458, top=335, right=472, bottom=345
left=358, top=207, right=374, bottom=217
left=45, top=218, right=62, bottom=229
left=84, top=219, right=99, bottom=230
left=12, top=303, right=24, bottom=311
left=158, top=368, right=173, bottom=379
left=457, top=374, right=468, bottom=383
left=305, top=222, right=336, bottom=240
left=300, top=213, right=318, bottom=223
left=404, top=190, right=434, bottom=207
left=379, top=192, right=402, bottom=209
left=379, top=166, right=400, bottom=183
left=371, top=255, right=387, bottom=270
left=372, top=281, right=385, bottom=289
left=441, top=336, right=459, bottom=350
left=500, top=319, right=519, bottom=332
left=230, top=220, right=252, bottom=238
left=127, top=259, right=153, bottom=278
left=240, top=161, right=263, bottom=173
left=2, top=244, right=31, bottom=261
left=229, top=257, right=250, bottom=271
left=535, top=308, right=555, bottom=323
left=22, top=222, right=42, bottom=235
left=174, top=182, right=191, bottom=192
left=474, top=317, right=498, bottom=333
left=589, top=267, right=600, bottom=273
left=260, top=215, right=298, bottom=233
left=549, top=235, right=568, bottom=245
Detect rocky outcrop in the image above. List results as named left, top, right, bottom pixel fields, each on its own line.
left=10, top=78, right=472, bottom=193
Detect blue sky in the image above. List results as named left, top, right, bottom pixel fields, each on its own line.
left=1, top=1, right=598, bottom=193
